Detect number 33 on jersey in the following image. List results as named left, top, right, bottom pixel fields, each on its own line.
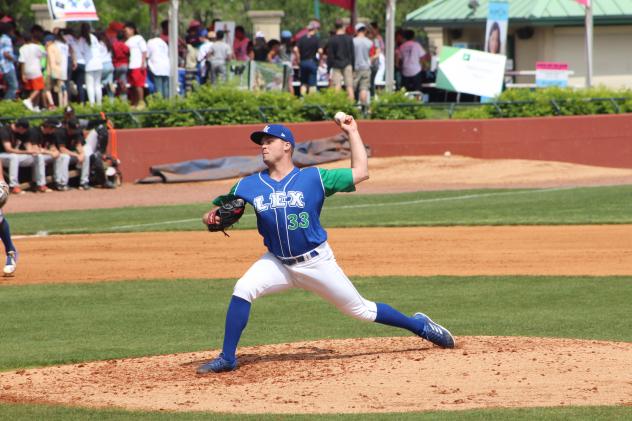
left=213, top=166, right=355, bottom=258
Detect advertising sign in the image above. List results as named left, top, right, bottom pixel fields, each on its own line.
left=436, top=46, right=506, bottom=98
left=535, top=62, right=569, bottom=87
left=47, top=0, right=98, bottom=22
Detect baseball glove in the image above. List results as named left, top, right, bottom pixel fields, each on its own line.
left=0, top=181, right=9, bottom=209
left=205, top=196, right=245, bottom=236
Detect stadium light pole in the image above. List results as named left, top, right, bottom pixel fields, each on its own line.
left=168, top=0, right=179, bottom=98
left=385, top=0, right=396, bottom=92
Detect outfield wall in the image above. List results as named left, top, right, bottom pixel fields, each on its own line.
left=116, top=114, right=632, bottom=182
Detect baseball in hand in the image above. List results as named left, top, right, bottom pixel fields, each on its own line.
left=334, top=111, right=347, bottom=125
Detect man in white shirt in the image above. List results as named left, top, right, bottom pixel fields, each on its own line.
left=18, top=33, right=44, bottom=112
left=396, top=29, right=428, bottom=93
left=124, top=22, right=147, bottom=108
left=196, top=30, right=214, bottom=84
left=208, top=30, right=233, bottom=84
left=147, top=20, right=171, bottom=98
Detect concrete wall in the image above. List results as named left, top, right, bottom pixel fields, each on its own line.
left=116, top=115, right=632, bottom=182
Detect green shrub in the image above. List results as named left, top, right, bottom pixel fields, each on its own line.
left=187, top=85, right=261, bottom=125
left=255, top=91, right=306, bottom=123
left=369, top=90, right=427, bottom=120
left=451, top=105, right=491, bottom=119
left=142, top=95, right=198, bottom=128
left=1, top=86, right=631, bottom=128
left=300, top=89, right=358, bottom=121
left=489, top=86, right=632, bottom=118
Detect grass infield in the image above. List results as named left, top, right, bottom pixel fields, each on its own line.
left=8, top=185, right=632, bottom=235
left=0, top=403, right=631, bottom=420
left=0, top=276, right=630, bottom=372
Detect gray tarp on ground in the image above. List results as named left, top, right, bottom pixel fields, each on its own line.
left=137, top=133, right=371, bottom=183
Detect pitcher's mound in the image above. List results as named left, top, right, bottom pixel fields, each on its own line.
left=1, top=336, right=631, bottom=414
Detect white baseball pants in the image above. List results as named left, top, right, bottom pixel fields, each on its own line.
left=33, top=154, right=68, bottom=187
left=0, top=153, right=35, bottom=187
left=233, top=242, right=378, bottom=322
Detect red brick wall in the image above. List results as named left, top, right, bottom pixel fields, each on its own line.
left=116, top=115, right=632, bottom=182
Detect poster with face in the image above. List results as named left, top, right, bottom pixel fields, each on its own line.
left=485, top=2, right=508, bottom=55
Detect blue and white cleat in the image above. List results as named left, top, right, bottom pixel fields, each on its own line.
left=3, top=250, right=17, bottom=277
left=414, top=312, right=456, bottom=349
left=196, top=353, right=238, bottom=374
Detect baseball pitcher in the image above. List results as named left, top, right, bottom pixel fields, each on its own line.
left=198, top=117, right=455, bottom=374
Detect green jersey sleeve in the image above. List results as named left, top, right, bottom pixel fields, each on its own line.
left=212, top=181, right=240, bottom=206
left=318, top=168, right=356, bottom=197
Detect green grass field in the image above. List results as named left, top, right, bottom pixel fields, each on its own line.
left=1, top=185, right=631, bottom=419
left=8, top=185, right=632, bottom=235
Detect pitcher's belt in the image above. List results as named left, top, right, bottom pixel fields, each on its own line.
left=277, top=250, right=319, bottom=266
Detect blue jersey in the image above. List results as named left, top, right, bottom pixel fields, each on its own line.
left=214, top=167, right=355, bottom=257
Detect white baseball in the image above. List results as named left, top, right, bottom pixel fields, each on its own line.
left=334, top=111, right=347, bottom=125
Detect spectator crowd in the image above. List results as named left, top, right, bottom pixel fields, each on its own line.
left=0, top=13, right=436, bottom=111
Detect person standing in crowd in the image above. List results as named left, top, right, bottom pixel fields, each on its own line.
left=42, top=33, right=60, bottom=109
left=0, top=22, right=18, bottom=100
left=112, top=30, right=129, bottom=101
left=147, top=20, right=170, bottom=98
left=49, top=31, right=69, bottom=108
left=18, top=33, right=44, bottom=112
left=352, top=23, right=372, bottom=105
left=97, top=32, right=114, bottom=101
left=64, top=28, right=86, bottom=104
left=278, top=30, right=293, bottom=64
left=326, top=18, right=354, bottom=100
left=294, top=20, right=321, bottom=96
left=252, top=31, right=268, bottom=62
left=233, top=26, right=250, bottom=62
left=77, top=23, right=103, bottom=106
left=124, top=22, right=147, bottom=108
left=368, top=22, right=384, bottom=95
left=397, top=29, right=428, bottom=93
left=196, top=29, right=213, bottom=84
left=266, top=39, right=281, bottom=64
left=208, top=30, right=232, bottom=85
left=394, top=28, right=405, bottom=90
left=0, top=119, right=35, bottom=194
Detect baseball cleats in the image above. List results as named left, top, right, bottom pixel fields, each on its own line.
left=196, top=353, right=237, bottom=374
left=414, top=312, right=456, bottom=349
left=3, top=251, right=17, bottom=276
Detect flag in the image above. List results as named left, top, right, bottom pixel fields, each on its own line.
left=322, top=0, right=354, bottom=10
left=575, top=0, right=590, bottom=6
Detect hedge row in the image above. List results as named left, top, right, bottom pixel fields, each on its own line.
left=1, top=86, right=631, bottom=129
left=453, top=87, right=632, bottom=119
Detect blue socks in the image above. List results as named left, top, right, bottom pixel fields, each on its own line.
left=374, top=302, right=423, bottom=336
left=221, top=295, right=251, bottom=362
left=0, top=219, right=16, bottom=255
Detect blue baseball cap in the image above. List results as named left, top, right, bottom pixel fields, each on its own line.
left=250, top=124, right=295, bottom=147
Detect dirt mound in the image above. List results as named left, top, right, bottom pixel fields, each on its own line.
left=6, top=156, right=632, bottom=213
left=1, top=336, right=630, bottom=414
